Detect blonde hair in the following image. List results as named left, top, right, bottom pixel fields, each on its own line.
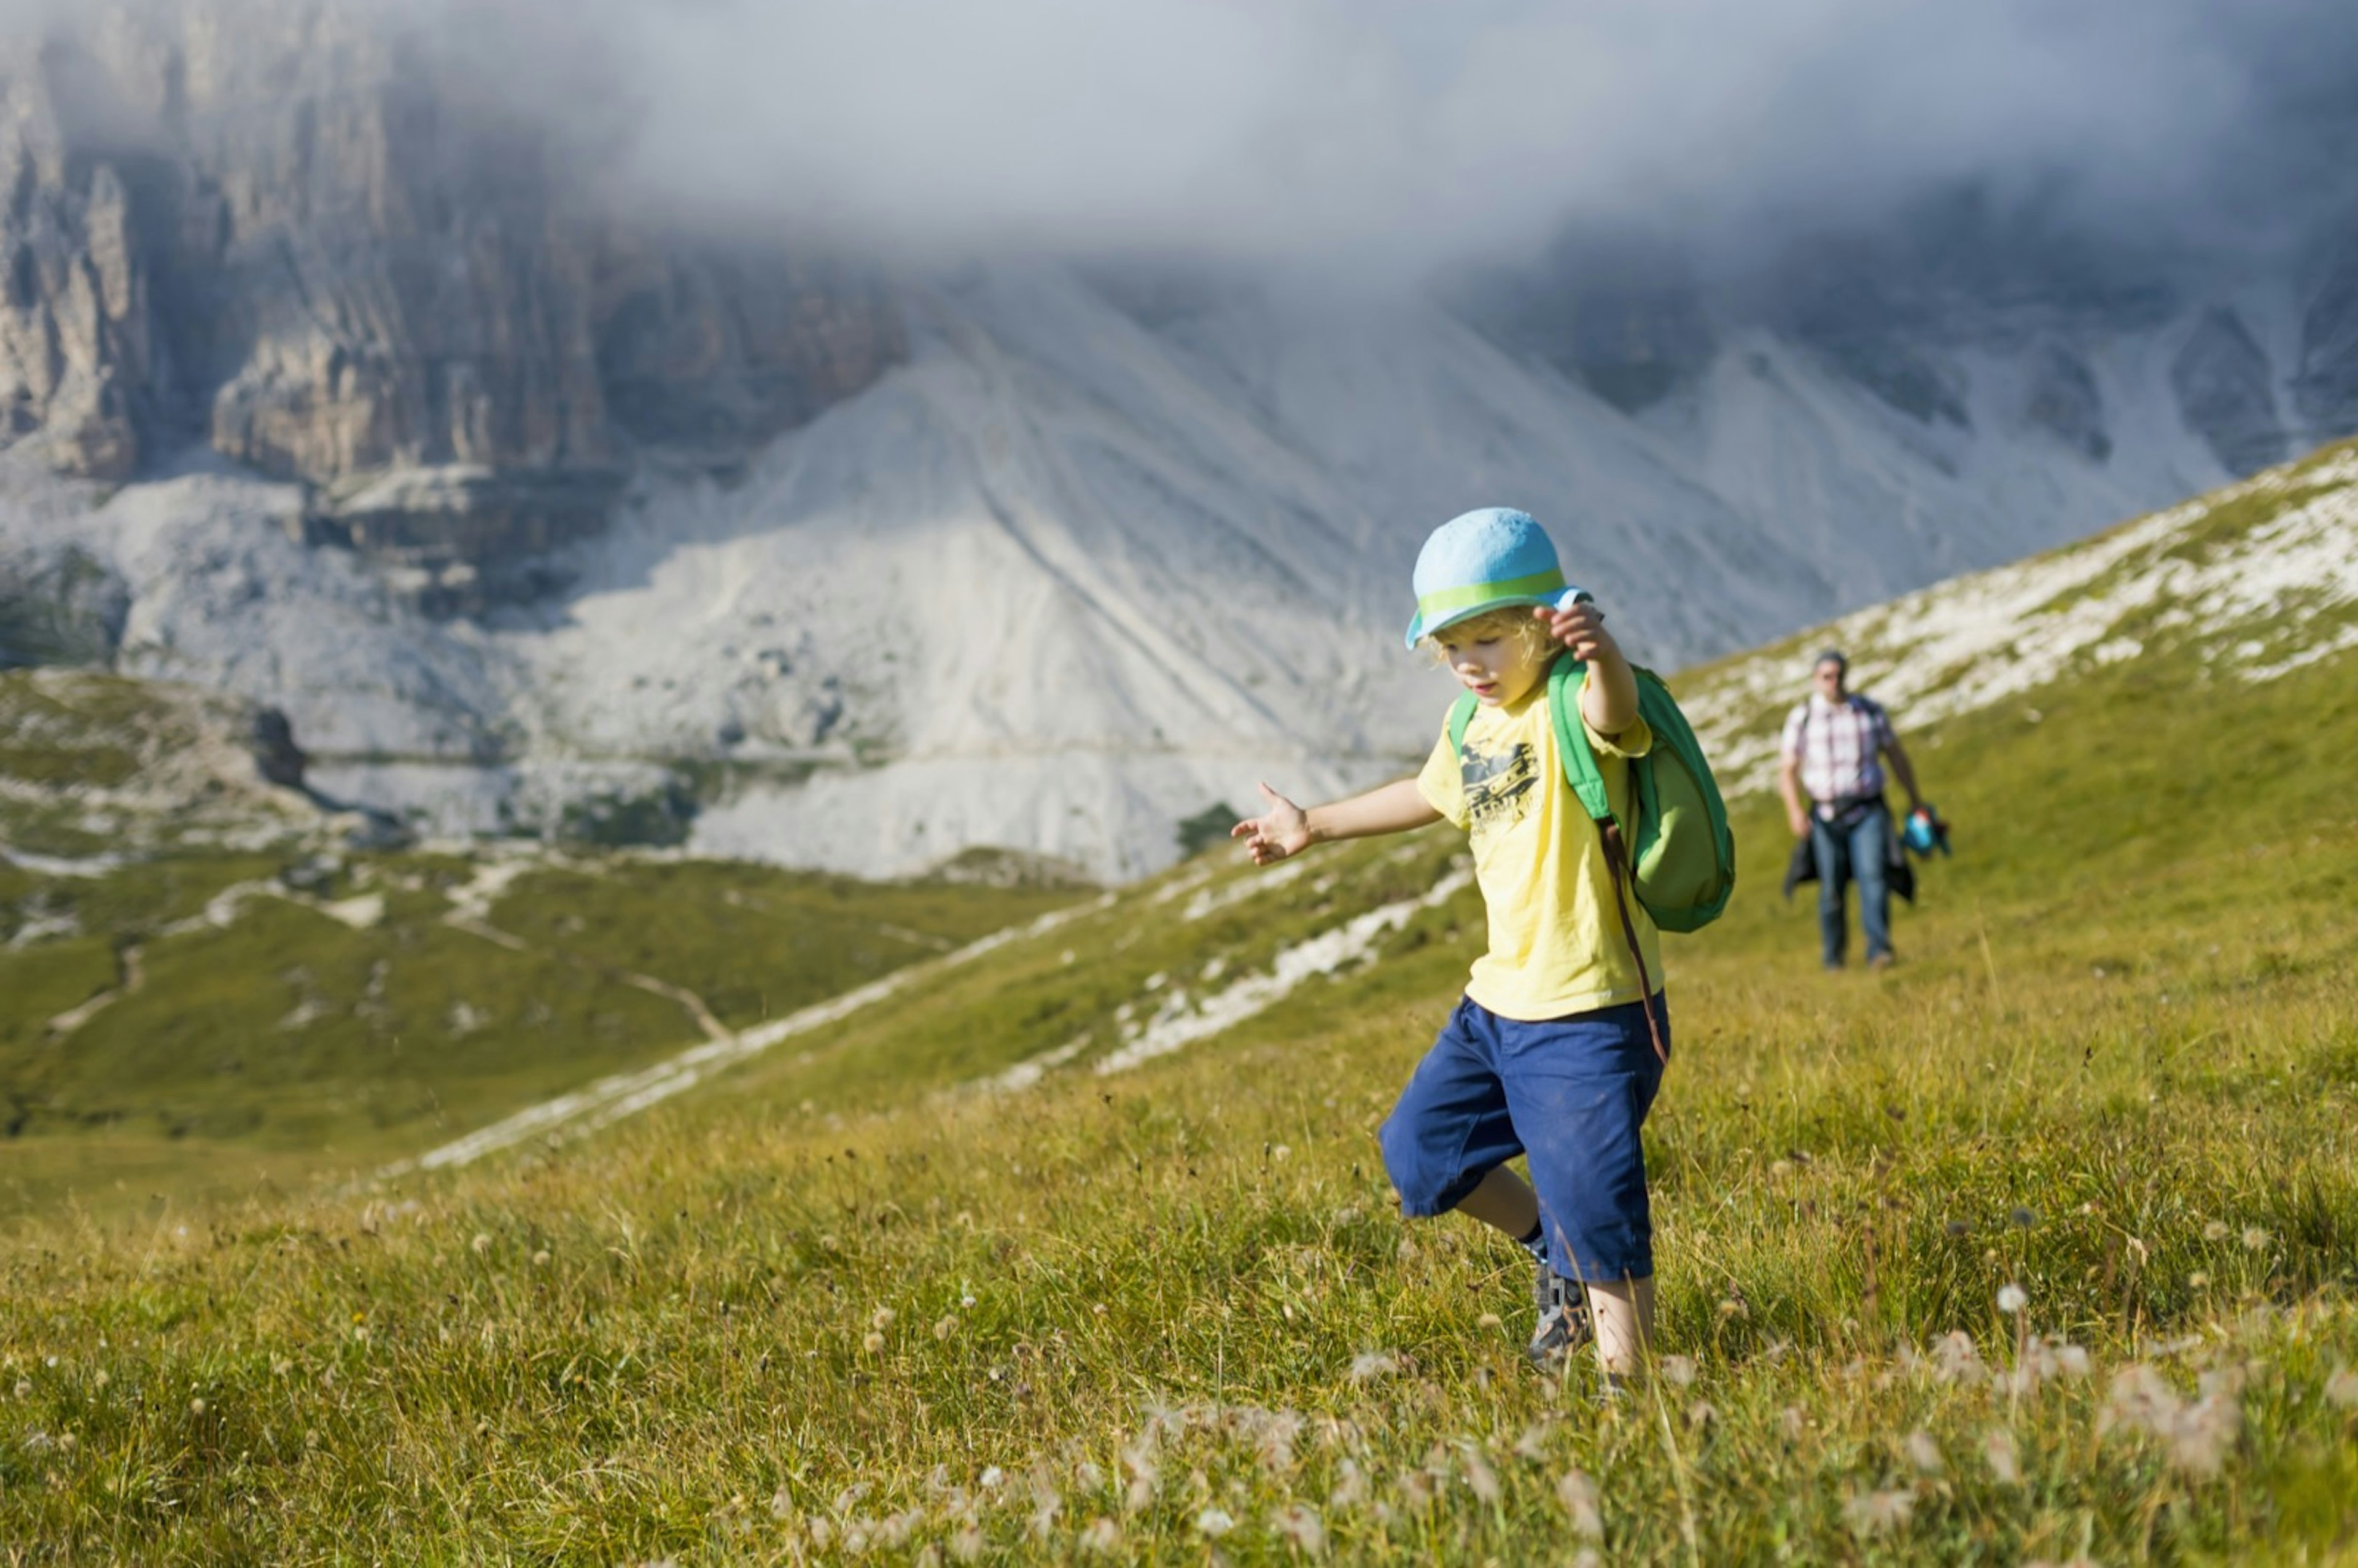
left=1422, top=605, right=1562, bottom=667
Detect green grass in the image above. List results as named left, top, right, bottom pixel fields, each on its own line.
left=488, top=860, right=1078, bottom=1033
left=4, top=444, right=2357, bottom=1560
left=2, top=615, right=2355, bottom=1560
left=0, top=674, right=160, bottom=791
left=0, top=855, right=1087, bottom=1219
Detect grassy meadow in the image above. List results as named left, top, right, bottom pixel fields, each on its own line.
left=0, top=819, right=1083, bottom=1217
left=5, top=443, right=2358, bottom=1562
left=2, top=610, right=2356, bottom=1561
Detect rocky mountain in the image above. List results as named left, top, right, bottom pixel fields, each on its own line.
left=2, top=1, right=2356, bottom=881
left=0, top=0, right=898, bottom=603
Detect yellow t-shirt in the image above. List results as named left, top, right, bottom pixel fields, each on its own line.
left=1417, top=677, right=1662, bottom=1020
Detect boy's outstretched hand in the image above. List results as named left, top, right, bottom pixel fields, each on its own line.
left=1536, top=598, right=1640, bottom=737
left=1535, top=599, right=1615, bottom=662
left=1232, top=782, right=1312, bottom=865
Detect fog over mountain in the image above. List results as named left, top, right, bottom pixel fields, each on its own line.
left=2, top=0, right=2355, bottom=878
left=516, top=0, right=2358, bottom=269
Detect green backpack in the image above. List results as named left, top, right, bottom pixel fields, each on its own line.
left=1446, top=655, right=1737, bottom=934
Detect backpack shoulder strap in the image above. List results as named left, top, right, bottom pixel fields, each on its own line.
left=1549, top=656, right=1667, bottom=1062
left=1446, top=691, right=1478, bottom=754
left=1544, top=656, right=1614, bottom=824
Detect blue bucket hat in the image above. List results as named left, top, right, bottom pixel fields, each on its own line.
left=1404, top=507, right=1584, bottom=648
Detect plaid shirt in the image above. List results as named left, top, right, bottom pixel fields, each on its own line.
left=1780, top=694, right=1896, bottom=813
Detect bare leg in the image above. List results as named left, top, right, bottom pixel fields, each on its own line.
left=1586, top=1275, right=1656, bottom=1376
left=1450, top=1165, right=1539, bottom=1239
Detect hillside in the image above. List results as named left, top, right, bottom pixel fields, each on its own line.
left=0, top=674, right=1087, bottom=1216
left=2, top=445, right=2354, bottom=1559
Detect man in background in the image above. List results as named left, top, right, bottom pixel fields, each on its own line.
left=1778, top=650, right=1923, bottom=970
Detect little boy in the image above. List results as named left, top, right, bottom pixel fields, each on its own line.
left=1232, top=506, right=1668, bottom=1384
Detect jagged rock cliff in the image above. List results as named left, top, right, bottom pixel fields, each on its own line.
left=0, top=0, right=901, bottom=602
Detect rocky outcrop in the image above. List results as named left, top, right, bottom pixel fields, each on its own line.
left=0, top=0, right=903, bottom=604
left=248, top=704, right=305, bottom=790
left=1457, top=237, right=1717, bottom=414
left=2173, top=308, right=2287, bottom=476
left=0, top=542, right=128, bottom=666
left=593, top=239, right=903, bottom=472
left=2295, top=227, right=2358, bottom=440
left=302, top=465, right=623, bottom=615
left=0, top=136, right=158, bottom=480
left=2024, top=341, right=2110, bottom=461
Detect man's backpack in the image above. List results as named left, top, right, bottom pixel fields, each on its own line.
left=1446, top=656, right=1737, bottom=934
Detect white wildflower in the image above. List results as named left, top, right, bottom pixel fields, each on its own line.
left=2241, top=1227, right=2270, bottom=1252
left=1997, top=1284, right=2028, bottom=1315
left=1459, top=1446, right=1501, bottom=1505
left=934, top=1316, right=957, bottom=1341
left=1555, top=1469, right=1603, bottom=1540
left=1905, top=1429, right=1944, bottom=1475
left=947, top=1523, right=983, bottom=1562
left=2101, top=1364, right=2243, bottom=1478
left=1842, top=1488, right=1916, bottom=1535
left=470, top=1233, right=492, bottom=1255
left=1120, top=1438, right=1161, bottom=1512
left=2203, top=1220, right=2230, bottom=1242
left=1194, top=1507, right=1235, bottom=1537
left=871, top=1306, right=897, bottom=1330
left=1348, top=1351, right=1399, bottom=1383
left=1984, top=1428, right=2021, bottom=1485
left=1027, top=1480, right=1061, bottom=1540
left=1660, top=1354, right=1696, bottom=1388
left=2324, top=1366, right=2358, bottom=1410
left=1078, top=1517, right=1121, bottom=1554
left=1328, top=1458, right=1368, bottom=1510
left=1270, top=1502, right=1325, bottom=1555
left=1930, top=1330, right=1984, bottom=1384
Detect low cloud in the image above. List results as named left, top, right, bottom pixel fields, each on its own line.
left=7, top=0, right=2354, bottom=274
left=562, top=0, right=2358, bottom=270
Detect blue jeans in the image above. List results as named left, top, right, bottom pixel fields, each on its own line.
left=1811, top=802, right=1892, bottom=967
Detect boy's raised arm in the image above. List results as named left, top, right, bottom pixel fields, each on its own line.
left=1535, top=602, right=1639, bottom=737
left=1231, top=778, right=1440, bottom=866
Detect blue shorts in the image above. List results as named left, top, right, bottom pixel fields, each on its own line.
left=1378, top=995, right=1670, bottom=1284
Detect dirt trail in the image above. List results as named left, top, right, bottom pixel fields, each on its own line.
left=45, top=944, right=144, bottom=1037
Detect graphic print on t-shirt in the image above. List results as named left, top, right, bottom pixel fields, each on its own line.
left=1461, top=738, right=1539, bottom=836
